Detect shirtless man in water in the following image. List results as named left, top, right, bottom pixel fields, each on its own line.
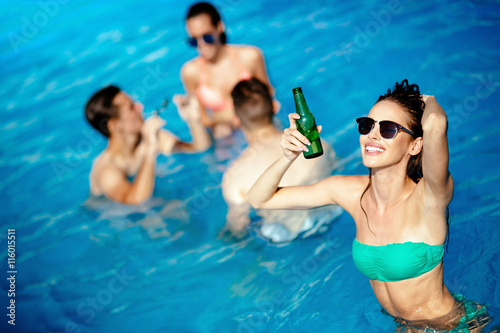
left=222, top=78, right=339, bottom=240
left=85, top=85, right=210, bottom=204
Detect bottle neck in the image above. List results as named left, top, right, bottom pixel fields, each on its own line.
left=293, top=93, right=311, bottom=116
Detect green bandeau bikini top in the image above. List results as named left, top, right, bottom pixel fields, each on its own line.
left=352, top=238, right=444, bottom=282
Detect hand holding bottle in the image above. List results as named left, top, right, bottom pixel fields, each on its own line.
left=281, top=113, right=322, bottom=161
left=292, top=87, right=324, bottom=159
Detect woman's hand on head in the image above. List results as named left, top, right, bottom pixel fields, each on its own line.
left=281, top=113, right=322, bottom=161
left=422, top=95, right=448, bottom=133
left=422, top=95, right=440, bottom=114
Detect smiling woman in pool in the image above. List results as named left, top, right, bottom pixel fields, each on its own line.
left=180, top=2, right=275, bottom=138
left=247, top=80, right=490, bottom=331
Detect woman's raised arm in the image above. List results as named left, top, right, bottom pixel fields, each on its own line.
left=421, top=95, right=454, bottom=204
left=246, top=113, right=356, bottom=211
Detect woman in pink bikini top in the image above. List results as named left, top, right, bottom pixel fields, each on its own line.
left=181, top=2, right=275, bottom=138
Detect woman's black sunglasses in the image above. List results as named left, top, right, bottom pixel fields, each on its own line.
left=187, top=33, right=216, bottom=47
left=356, top=117, right=416, bottom=139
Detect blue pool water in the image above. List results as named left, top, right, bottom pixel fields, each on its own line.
left=1, top=0, right=500, bottom=332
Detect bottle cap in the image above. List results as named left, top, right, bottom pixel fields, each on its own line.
left=292, top=87, right=302, bottom=94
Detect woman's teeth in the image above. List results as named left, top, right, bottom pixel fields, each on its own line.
left=366, top=146, right=384, bottom=153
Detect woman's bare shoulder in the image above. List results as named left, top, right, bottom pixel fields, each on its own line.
left=181, top=57, right=201, bottom=81
left=231, top=45, right=263, bottom=61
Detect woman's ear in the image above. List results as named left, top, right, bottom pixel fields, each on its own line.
left=409, top=137, right=423, bottom=156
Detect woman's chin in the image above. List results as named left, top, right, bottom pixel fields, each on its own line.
left=362, top=157, right=383, bottom=168
left=199, top=47, right=218, bottom=60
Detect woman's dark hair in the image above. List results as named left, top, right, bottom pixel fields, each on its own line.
left=186, top=2, right=227, bottom=44
left=377, top=79, right=425, bottom=183
left=360, top=79, right=426, bottom=234
left=85, top=85, right=121, bottom=138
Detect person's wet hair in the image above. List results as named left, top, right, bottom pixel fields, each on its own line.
left=377, top=79, right=425, bottom=183
left=85, top=85, right=121, bottom=138
left=186, top=2, right=227, bottom=44
left=231, top=77, right=273, bottom=130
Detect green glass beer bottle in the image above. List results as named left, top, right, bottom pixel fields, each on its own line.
left=292, top=87, right=323, bottom=159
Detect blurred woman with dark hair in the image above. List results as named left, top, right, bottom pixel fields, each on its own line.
left=181, top=2, right=275, bottom=138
